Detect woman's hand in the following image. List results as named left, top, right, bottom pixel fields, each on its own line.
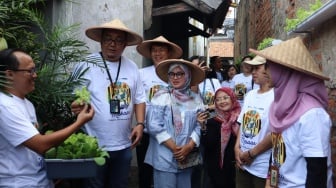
left=174, top=141, right=195, bottom=162
left=76, top=104, right=95, bottom=125
left=197, top=111, right=208, bottom=130
left=71, top=100, right=84, bottom=115
left=234, top=145, right=245, bottom=170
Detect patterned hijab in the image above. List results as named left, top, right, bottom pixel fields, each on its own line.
left=168, top=63, right=194, bottom=134
left=213, top=87, right=241, bottom=168
left=268, top=62, right=328, bottom=133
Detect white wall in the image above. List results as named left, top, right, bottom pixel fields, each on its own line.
left=54, top=0, right=144, bottom=66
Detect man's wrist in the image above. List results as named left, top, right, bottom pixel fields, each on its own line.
left=136, top=122, right=145, bottom=127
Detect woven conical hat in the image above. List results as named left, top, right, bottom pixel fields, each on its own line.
left=136, top=36, right=183, bottom=59
left=156, top=59, right=205, bottom=86
left=85, top=19, right=143, bottom=46
left=249, top=37, right=329, bottom=80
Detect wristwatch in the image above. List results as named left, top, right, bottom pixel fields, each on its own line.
left=136, top=122, right=145, bottom=127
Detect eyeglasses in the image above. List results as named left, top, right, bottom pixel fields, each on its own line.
left=168, top=72, right=185, bottom=79
left=215, top=96, right=230, bottom=102
left=12, top=67, right=37, bottom=76
left=102, top=37, right=126, bottom=46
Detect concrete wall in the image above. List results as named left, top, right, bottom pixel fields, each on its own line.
left=52, top=0, right=144, bottom=67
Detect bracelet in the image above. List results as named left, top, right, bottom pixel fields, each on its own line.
left=248, top=150, right=255, bottom=159
left=136, top=122, right=145, bottom=127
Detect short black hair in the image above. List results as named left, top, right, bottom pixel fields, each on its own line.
left=241, top=55, right=253, bottom=62
left=0, top=48, right=26, bottom=71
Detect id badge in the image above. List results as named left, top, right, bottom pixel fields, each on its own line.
left=270, top=165, right=279, bottom=188
left=110, top=99, right=120, bottom=114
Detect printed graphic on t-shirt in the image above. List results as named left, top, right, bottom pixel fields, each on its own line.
left=202, top=91, right=215, bottom=105
left=149, top=85, right=166, bottom=102
left=107, top=82, right=131, bottom=109
left=234, top=83, right=247, bottom=99
left=271, top=133, right=286, bottom=167
left=242, top=110, right=261, bottom=138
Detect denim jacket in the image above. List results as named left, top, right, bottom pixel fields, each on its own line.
left=144, top=91, right=204, bottom=172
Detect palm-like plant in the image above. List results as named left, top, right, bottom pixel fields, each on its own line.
left=0, top=0, right=90, bottom=132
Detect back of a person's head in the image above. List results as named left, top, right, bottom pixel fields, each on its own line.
left=189, top=55, right=200, bottom=62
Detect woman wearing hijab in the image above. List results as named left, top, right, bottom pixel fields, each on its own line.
left=144, top=59, right=205, bottom=188
left=136, top=36, right=182, bottom=188
left=197, top=87, right=241, bottom=188
left=249, top=37, right=332, bottom=188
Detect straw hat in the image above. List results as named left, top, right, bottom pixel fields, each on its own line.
left=244, top=55, right=266, bottom=65
left=156, top=59, right=205, bottom=86
left=249, top=37, right=329, bottom=80
left=136, top=36, right=183, bottom=59
left=85, top=19, right=143, bottom=46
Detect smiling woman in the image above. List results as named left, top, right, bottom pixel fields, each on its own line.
left=144, top=59, right=205, bottom=188
left=197, top=87, right=241, bottom=188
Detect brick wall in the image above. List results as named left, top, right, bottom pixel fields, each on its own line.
left=235, top=0, right=336, bottom=186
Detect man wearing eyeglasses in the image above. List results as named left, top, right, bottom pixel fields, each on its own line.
left=71, top=19, right=146, bottom=188
left=0, top=48, right=94, bottom=187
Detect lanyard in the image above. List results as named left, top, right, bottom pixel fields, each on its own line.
left=100, top=52, right=121, bottom=96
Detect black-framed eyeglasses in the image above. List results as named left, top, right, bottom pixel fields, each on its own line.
left=168, top=72, right=185, bottom=79
left=102, top=37, right=126, bottom=46
left=12, top=67, right=37, bottom=76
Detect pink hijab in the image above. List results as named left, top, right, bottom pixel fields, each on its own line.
left=268, top=62, right=328, bottom=133
left=214, top=87, right=241, bottom=168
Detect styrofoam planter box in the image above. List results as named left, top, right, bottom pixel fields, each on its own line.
left=45, top=158, right=98, bottom=179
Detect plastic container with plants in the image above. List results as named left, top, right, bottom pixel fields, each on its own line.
left=44, top=87, right=109, bottom=179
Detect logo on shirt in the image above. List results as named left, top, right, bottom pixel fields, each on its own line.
left=234, top=83, right=247, bottom=99
left=202, top=91, right=215, bottom=105
left=149, top=85, right=165, bottom=102
left=108, top=82, right=131, bottom=109
left=271, top=133, right=286, bottom=167
left=242, top=110, right=261, bottom=138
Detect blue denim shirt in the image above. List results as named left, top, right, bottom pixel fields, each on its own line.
left=144, top=92, right=204, bottom=172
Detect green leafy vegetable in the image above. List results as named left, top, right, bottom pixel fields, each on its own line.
left=74, top=86, right=90, bottom=104
left=257, top=38, right=274, bottom=50
left=285, top=0, right=322, bottom=31
left=45, top=132, right=109, bottom=166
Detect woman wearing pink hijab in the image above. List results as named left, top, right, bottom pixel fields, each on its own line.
left=249, top=37, right=332, bottom=188
left=197, top=87, right=241, bottom=188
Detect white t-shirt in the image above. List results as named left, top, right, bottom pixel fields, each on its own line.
left=139, top=65, right=167, bottom=132
left=232, top=73, right=259, bottom=107
left=139, top=65, right=167, bottom=105
left=0, top=92, right=54, bottom=187
left=221, top=79, right=235, bottom=89
left=76, top=53, right=146, bottom=151
left=198, top=78, right=221, bottom=105
left=270, top=108, right=332, bottom=188
left=238, top=88, right=274, bottom=178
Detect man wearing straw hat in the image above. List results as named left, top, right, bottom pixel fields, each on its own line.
left=136, top=35, right=182, bottom=188
left=249, top=37, right=332, bottom=188
left=71, top=19, right=146, bottom=188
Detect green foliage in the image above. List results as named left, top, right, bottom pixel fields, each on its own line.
left=45, top=132, right=109, bottom=166
left=75, top=86, right=91, bottom=104
left=285, top=0, right=322, bottom=31
left=0, top=1, right=90, bottom=132
left=257, top=38, right=274, bottom=50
